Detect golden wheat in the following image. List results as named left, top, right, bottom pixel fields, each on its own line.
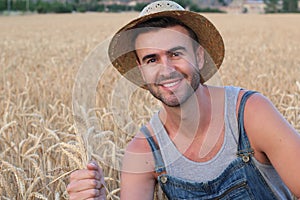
left=0, top=13, right=299, bottom=199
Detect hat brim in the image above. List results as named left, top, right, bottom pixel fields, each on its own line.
left=108, top=10, right=225, bottom=88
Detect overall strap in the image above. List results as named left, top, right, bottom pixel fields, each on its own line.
left=237, top=90, right=258, bottom=162
left=140, top=126, right=166, bottom=173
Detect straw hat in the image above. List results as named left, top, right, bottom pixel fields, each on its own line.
left=108, top=0, right=224, bottom=88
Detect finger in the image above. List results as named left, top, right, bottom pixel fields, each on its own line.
left=87, top=161, right=99, bottom=170
left=87, top=162, right=106, bottom=185
left=87, top=162, right=105, bottom=179
left=86, top=196, right=106, bottom=200
left=67, top=179, right=103, bottom=193
left=94, top=196, right=107, bottom=200
left=70, top=169, right=101, bottom=182
left=68, top=188, right=101, bottom=200
left=86, top=192, right=106, bottom=200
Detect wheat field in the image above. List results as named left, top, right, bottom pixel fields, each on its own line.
left=0, top=13, right=299, bottom=199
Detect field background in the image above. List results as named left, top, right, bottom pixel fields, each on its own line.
left=0, top=13, right=299, bottom=199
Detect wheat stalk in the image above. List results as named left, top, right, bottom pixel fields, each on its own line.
left=1, top=160, right=26, bottom=197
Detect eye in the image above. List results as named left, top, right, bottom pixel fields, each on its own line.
left=172, top=52, right=180, bottom=57
left=170, top=51, right=182, bottom=59
left=146, top=58, right=157, bottom=64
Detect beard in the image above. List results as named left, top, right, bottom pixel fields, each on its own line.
left=147, top=68, right=201, bottom=107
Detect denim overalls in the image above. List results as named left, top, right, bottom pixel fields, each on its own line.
left=141, top=91, right=280, bottom=200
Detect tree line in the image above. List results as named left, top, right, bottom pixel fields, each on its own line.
left=0, top=0, right=224, bottom=14
left=264, top=0, right=299, bottom=13
left=0, top=0, right=140, bottom=13
left=1, top=0, right=298, bottom=14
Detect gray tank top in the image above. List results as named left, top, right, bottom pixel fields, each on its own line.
left=149, top=86, right=293, bottom=199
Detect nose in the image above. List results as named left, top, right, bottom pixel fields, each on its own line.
left=159, top=55, right=176, bottom=75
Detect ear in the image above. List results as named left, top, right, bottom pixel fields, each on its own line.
left=195, top=45, right=205, bottom=70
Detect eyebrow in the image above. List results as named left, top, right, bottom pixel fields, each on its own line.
left=167, top=46, right=187, bottom=54
left=141, top=46, right=187, bottom=63
left=142, top=53, right=157, bottom=63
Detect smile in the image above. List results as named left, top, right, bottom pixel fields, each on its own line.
left=160, top=79, right=181, bottom=88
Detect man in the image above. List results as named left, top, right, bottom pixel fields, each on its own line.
left=67, top=1, right=300, bottom=199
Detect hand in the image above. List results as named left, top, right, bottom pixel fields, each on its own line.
left=67, top=162, right=106, bottom=200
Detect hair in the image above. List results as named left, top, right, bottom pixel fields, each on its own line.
left=130, top=17, right=200, bottom=62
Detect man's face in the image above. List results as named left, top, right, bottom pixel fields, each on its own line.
left=135, top=25, right=204, bottom=107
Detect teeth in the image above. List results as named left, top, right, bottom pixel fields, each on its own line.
left=163, top=80, right=180, bottom=88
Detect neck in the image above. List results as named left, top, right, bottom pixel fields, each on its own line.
left=159, top=84, right=211, bottom=139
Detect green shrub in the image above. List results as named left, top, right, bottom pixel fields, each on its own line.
left=50, top=1, right=72, bottom=13
left=0, top=0, right=6, bottom=11
left=12, top=0, right=26, bottom=11
left=36, top=1, right=50, bottom=13
left=133, top=3, right=147, bottom=11
left=106, top=4, right=131, bottom=12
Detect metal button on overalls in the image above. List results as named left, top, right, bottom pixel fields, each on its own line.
left=160, top=176, right=168, bottom=184
left=242, top=155, right=250, bottom=163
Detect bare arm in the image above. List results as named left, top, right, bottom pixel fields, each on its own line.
left=120, top=132, right=157, bottom=200
left=244, top=93, right=300, bottom=197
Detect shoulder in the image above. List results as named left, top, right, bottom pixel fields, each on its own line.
left=237, top=90, right=277, bottom=138
left=236, top=90, right=278, bottom=161
left=238, top=90, right=300, bottom=196
left=239, top=90, right=282, bottom=131
left=122, top=124, right=156, bottom=174
left=236, top=89, right=271, bottom=117
left=125, top=125, right=155, bottom=154
left=238, top=89, right=297, bottom=156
